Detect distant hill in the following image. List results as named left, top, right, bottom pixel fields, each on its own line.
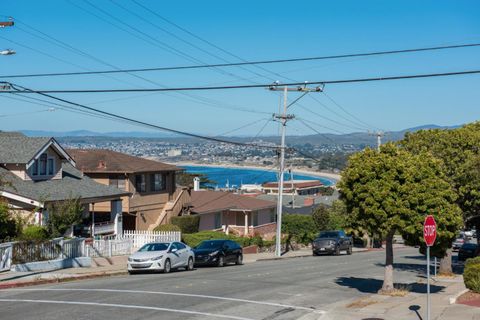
left=20, top=124, right=461, bottom=146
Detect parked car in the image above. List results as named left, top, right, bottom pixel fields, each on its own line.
left=312, top=230, right=352, bottom=256
left=452, top=236, right=466, bottom=251
left=458, top=243, right=479, bottom=261
left=127, top=241, right=194, bottom=274
left=193, top=239, right=243, bottom=267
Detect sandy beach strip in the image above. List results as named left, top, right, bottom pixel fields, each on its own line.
left=168, top=161, right=341, bottom=183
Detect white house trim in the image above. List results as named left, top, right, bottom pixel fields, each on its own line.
left=0, top=191, right=43, bottom=208
left=26, top=138, right=76, bottom=169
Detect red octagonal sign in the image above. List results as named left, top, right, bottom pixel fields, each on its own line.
left=423, top=215, right=437, bottom=247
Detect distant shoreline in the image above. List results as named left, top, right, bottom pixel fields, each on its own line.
left=168, top=161, right=341, bottom=183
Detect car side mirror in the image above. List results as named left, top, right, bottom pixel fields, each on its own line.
left=170, top=248, right=178, bottom=253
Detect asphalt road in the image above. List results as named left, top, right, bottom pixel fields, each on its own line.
left=0, top=247, right=445, bottom=320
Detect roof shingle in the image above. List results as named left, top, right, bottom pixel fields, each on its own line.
left=190, top=190, right=276, bottom=214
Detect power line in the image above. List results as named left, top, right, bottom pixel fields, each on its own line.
left=1, top=42, right=479, bottom=79
left=6, top=69, right=479, bottom=93
left=297, top=104, right=366, bottom=131
left=6, top=82, right=280, bottom=150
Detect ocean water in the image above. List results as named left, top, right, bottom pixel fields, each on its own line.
left=181, top=165, right=334, bottom=188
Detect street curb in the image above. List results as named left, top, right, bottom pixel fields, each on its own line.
left=0, top=270, right=128, bottom=290
left=449, top=289, right=469, bottom=304
left=255, top=253, right=313, bottom=262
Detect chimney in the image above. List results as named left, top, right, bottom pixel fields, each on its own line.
left=193, top=177, right=200, bottom=191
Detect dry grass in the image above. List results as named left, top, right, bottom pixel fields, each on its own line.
left=346, top=298, right=378, bottom=308
left=379, top=284, right=411, bottom=297
left=436, top=272, right=456, bottom=279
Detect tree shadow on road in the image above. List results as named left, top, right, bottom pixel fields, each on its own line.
left=334, top=277, right=445, bottom=294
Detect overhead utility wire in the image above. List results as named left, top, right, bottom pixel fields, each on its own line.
left=297, top=104, right=366, bottom=131
left=8, top=70, right=480, bottom=93
left=6, top=82, right=279, bottom=150
left=2, top=42, right=479, bottom=79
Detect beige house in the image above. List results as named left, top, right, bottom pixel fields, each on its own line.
left=68, top=149, right=189, bottom=231
left=188, top=190, right=277, bottom=239
left=0, top=132, right=129, bottom=236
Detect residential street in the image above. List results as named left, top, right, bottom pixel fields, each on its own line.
left=0, top=247, right=447, bottom=320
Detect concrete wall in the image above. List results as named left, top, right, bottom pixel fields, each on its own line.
left=12, top=257, right=92, bottom=272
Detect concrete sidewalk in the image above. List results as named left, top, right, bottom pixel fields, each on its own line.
left=322, top=276, right=479, bottom=320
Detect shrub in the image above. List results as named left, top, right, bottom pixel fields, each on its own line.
left=154, top=224, right=181, bottom=232
left=282, top=214, right=317, bottom=245
left=464, top=257, right=480, bottom=293
left=0, top=200, right=21, bottom=241
left=20, top=225, right=49, bottom=240
left=182, top=231, right=255, bottom=248
left=171, top=215, right=200, bottom=234
left=46, top=197, right=83, bottom=237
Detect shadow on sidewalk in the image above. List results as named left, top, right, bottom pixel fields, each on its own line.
left=335, top=277, right=445, bottom=294
left=0, top=269, right=57, bottom=282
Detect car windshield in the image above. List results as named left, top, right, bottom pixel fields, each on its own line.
left=462, top=243, right=477, bottom=249
left=318, top=232, right=339, bottom=238
left=196, top=241, right=224, bottom=250
left=138, top=243, right=169, bottom=252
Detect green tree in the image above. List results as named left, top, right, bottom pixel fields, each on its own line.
left=339, top=143, right=460, bottom=293
left=402, top=123, right=480, bottom=273
left=0, top=200, right=21, bottom=240
left=281, top=214, right=317, bottom=251
left=312, top=200, right=347, bottom=231
left=46, top=197, right=84, bottom=238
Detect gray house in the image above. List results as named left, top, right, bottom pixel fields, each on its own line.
left=0, top=132, right=130, bottom=236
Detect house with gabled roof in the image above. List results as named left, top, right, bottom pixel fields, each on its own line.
left=67, top=149, right=189, bottom=231
left=0, top=132, right=130, bottom=236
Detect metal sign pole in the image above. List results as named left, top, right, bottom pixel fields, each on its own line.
left=427, top=246, right=431, bottom=320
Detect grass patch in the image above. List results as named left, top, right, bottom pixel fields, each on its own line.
left=346, top=298, right=378, bottom=308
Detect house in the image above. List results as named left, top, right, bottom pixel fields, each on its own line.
left=67, top=149, right=189, bottom=231
left=0, top=132, right=129, bottom=236
left=262, top=180, right=324, bottom=195
left=187, top=188, right=277, bottom=239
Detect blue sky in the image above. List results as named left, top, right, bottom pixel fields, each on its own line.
left=0, top=0, right=479, bottom=136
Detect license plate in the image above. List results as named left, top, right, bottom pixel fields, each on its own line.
left=320, top=248, right=326, bottom=251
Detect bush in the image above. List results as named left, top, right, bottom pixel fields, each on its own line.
left=154, top=224, right=181, bottom=232
left=464, top=257, right=480, bottom=293
left=0, top=201, right=21, bottom=241
left=182, top=231, right=255, bottom=248
left=282, top=214, right=317, bottom=245
left=20, top=225, right=49, bottom=240
left=171, top=215, right=200, bottom=234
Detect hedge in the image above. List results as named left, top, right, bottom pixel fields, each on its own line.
left=171, top=215, right=200, bottom=234
left=464, top=257, right=480, bottom=293
left=153, top=224, right=181, bottom=232
left=181, top=231, right=277, bottom=249
left=20, top=225, right=50, bottom=241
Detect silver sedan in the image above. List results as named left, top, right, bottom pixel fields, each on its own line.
left=127, top=241, right=195, bottom=274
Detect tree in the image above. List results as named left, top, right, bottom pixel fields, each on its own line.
left=0, top=200, right=21, bottom=240
left=339, top=143, right=460, bottom=293
left=46, top=198, right=84, bottom=238
left=312, top=200, right=347, bottom=231
left=281, top=214, right=317, bottom=251
left=402, top=123, right=480, bottom=272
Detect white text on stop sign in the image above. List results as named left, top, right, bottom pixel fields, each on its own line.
left=424, top=225, right=436, bottom=236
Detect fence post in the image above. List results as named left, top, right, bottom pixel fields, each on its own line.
left=60, top=239, right=64, bottom=259
left=108, top=240, right=112, bottom=257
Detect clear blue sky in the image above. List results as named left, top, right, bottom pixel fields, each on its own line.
left=0, top=0, right=479, bottom=136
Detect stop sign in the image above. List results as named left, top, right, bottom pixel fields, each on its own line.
left=423, top=215, right=437, bottom=246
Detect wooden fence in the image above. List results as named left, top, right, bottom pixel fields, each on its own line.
left=119, top=230, right=181, bottom=249
left=0, top=242, right=12, bottom=272
left=10, top=238, right=85, bottom=265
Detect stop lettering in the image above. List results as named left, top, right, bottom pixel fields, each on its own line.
left=423, top=215, right=437, bottom=247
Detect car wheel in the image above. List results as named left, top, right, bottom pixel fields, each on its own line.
left=217, top=255, right=225, bottom=267
left=235, top=254, right=243, bottom=265
left=128, top=270, right=135, bottom=275
left=187, top=257, right=194, bottom=271
left=335, top=246, right=340, bottom=256
left=312, top=251, right=318, bottom=256
left=163, top=259, right=171, bottom=273
left=347, top=246, right=352, bottom=255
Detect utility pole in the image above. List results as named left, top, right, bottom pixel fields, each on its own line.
left=269, top=82, right=323, bottom=257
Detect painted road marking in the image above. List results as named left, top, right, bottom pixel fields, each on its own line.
left=0, top=298, right=254, bottom=320
left=6, top=288, right=325, bottom=314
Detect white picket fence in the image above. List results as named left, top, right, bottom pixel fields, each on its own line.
left=119, top=230, right=181, bottom=249
left=85, top=231, right=181, bottom=258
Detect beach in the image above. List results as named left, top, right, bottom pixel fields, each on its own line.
left=168, top=161, right=341, bottom=183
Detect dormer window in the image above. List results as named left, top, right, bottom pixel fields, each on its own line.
left=32, top=153, right=55, bottom=177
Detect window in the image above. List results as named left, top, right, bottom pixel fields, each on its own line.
left=252, top=212, right=258, bottom=227
left=39, top=154, right=47, bottom=175
left=270, top=209, right=276, bottom=223
left=32, top=161, right=38, bottom=176
left=47, top=158, right=54, bottom=175
left=109, top=175, right=126, bottom=190
left=150, top=173, right=165, bottom=192
left=135, top=174, right=146, bottom=192
left=176, top=242, right=186, bottom=250
left=214, top=212, right=222, bottom=229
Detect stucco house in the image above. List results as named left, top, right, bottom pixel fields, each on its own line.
left=187, top=190, right=277, bottom=239
left=67, top=149, right=189, bottom=231
left=0, top=132, right=129, bottom=236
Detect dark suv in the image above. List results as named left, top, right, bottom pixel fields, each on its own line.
left=193, top=239, right=243, bottom=267
left=312, top=230, right=353, bottom=256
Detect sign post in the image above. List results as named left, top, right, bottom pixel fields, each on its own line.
left=423, top=215, right=437, bottom=320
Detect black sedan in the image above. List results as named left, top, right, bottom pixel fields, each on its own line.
left=458, top=243, right=479, bottom=261
left=193, top=239, right=243, bottom=267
